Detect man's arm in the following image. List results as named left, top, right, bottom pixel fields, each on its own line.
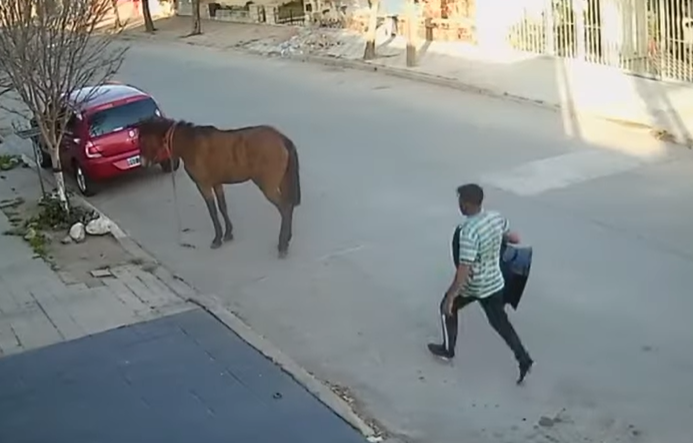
left=447, top=262, right=471, bottom=298
left=444, top=229, right=477, bottom=314
left=502, top=217, right=521, bottom=244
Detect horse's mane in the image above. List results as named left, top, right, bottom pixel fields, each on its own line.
left=138, top=116, right=261, bottom=137
left=137, top=117, right=202, bottom=136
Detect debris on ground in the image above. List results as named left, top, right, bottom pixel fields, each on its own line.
left=276, top=30, right=344, bottom=56
left=322, top=379, right=389, bottom=441
left=90, top=268, right=114, bottom=278
left=68, top=222, right=86, bottom=243
left=86, top=216, right=112, bottom=236
left=238, top=27, right=351, bottom=57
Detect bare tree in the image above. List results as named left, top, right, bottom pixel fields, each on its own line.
left=190, top=0, right=202, bottom=35
left=110, top=0, right=124, bottom=29
left=142, top=0, right=156, bottom=32
left=0, top=0, right=128, bottom=213
left=405, top=0, right=417, bottom=66
left=363, top=0, right=379, bottom=60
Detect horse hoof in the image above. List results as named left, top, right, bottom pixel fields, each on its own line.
left=210, top=240, right=222, bottom=249
left=224, top=232, right=234, bottom=242
left=278, top=249, right=288, bottom=259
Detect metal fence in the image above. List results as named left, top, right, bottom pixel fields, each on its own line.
left=500, top=0, right=693, bottom=82
left=274, top=8, right=306, bottom=25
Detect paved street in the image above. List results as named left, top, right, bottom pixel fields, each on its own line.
left=0, top=309, right=367, bottom=443
left=8, top=39, right=693, bottom=443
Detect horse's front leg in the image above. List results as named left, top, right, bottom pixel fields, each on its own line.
left=196, top=182, right=224, bottom=249
left=213, top=184, right=234, bottom=242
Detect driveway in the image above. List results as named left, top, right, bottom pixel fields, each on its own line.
left=19, top=40, right=693, bottom=443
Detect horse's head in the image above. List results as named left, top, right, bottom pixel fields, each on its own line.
left=137, top=116, right=174, bottom=168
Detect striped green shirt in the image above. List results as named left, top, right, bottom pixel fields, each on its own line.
left=457, top=210, right=509, bottom=299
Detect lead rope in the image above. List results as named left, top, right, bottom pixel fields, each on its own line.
left=163, top=123, right=191, bottom=248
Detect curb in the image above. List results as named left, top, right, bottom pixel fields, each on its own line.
left=14, top=149, right=382, bottom=442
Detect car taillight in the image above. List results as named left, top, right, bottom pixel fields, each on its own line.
left=85, top=141, right=101, bottom=158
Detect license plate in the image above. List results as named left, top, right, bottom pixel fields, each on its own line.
left=127, top=155, right=141, bottom=167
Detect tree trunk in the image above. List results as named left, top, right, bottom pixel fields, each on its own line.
left=142, top=0, right=156, bottom=32
left=111, top=0, right=123, bottom=29
left=50, top=148, right=69, bottom=214
left=191, top=0, right=202, bottom=35
left=405, top=0, right=417, bottom=67
left=363, top=0, right=379, bottom=60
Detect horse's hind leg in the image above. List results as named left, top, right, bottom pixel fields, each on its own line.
left=196, top=182, right=224, bottom=249
left=277, top=203, right=294, bottom=258
left=255, top=180, right=293, bottom=258
left=213, top=184, right=234, bottom=242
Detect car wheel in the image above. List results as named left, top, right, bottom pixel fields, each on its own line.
left=32, top=140, right=52, bottom=169
left=73, top=161, right=97, bottom=197
left=160, top=158, right=180, bottom=173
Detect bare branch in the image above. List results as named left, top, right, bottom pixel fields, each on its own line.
left=0, top=0, right=128, bottom=145
left=0, top=0, right=129, bottom=210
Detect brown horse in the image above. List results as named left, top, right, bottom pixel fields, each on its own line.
left=137, top=116, right=301, bottom=258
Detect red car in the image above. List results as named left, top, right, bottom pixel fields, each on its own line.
left=31, top=82, right=179, bottom=196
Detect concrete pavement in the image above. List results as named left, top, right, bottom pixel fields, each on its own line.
left=6, top=39, right=693, bottom=443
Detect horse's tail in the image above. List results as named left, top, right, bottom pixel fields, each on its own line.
left=281, top=134, right=301, bottom=207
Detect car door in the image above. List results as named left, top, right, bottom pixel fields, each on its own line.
left=58, top=110, right=80, bottom=169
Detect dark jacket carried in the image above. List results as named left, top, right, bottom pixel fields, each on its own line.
left=451, top=225, right=532, bottom=310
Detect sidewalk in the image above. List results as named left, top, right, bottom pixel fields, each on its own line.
left=0, top=194, right=192, bottom=356
left=123, top=16, right=693, bottom=146
left=0, top=159, right=371, bottom=442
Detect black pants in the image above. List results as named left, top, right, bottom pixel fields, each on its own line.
left=440, top=290, right=531, bottom=364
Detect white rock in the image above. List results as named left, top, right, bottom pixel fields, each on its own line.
left=23, top=227, right=37, bottom=241
left=86, top=217, right=111, bottom=236
left=69, top=222, right=86, bottom=243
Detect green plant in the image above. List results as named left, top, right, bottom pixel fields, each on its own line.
left=28, top=192, right=98, bottom=231
left=23, top=226, right=49, bottom=257
left=0, top=154, right=23, bottom=171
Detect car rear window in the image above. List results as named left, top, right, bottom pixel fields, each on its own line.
left=88, top=97, right=159, bottom=138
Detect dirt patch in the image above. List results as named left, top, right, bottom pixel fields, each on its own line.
left=49, top=234, right=135, bottom=287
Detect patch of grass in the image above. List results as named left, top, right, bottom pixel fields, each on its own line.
left=23, top=227, right=49, bottom=257
left=0, top=154, right=24, bottom=171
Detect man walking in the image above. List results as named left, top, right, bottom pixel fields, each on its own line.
left=427, top=183, right=534, bottom=384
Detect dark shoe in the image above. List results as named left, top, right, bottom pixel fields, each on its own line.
left=427, top=343, right=454, bottom=361
left=517, top=359, right=534, bottom=385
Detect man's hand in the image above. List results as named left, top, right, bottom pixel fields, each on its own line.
left=443, top=292, right=456, bottom=316
left=443, top=263, right=470, bottom=317
left=504, top=230, right=521, bottom=244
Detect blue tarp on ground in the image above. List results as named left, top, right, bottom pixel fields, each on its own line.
left=0, top=309, right=367, bottom=443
